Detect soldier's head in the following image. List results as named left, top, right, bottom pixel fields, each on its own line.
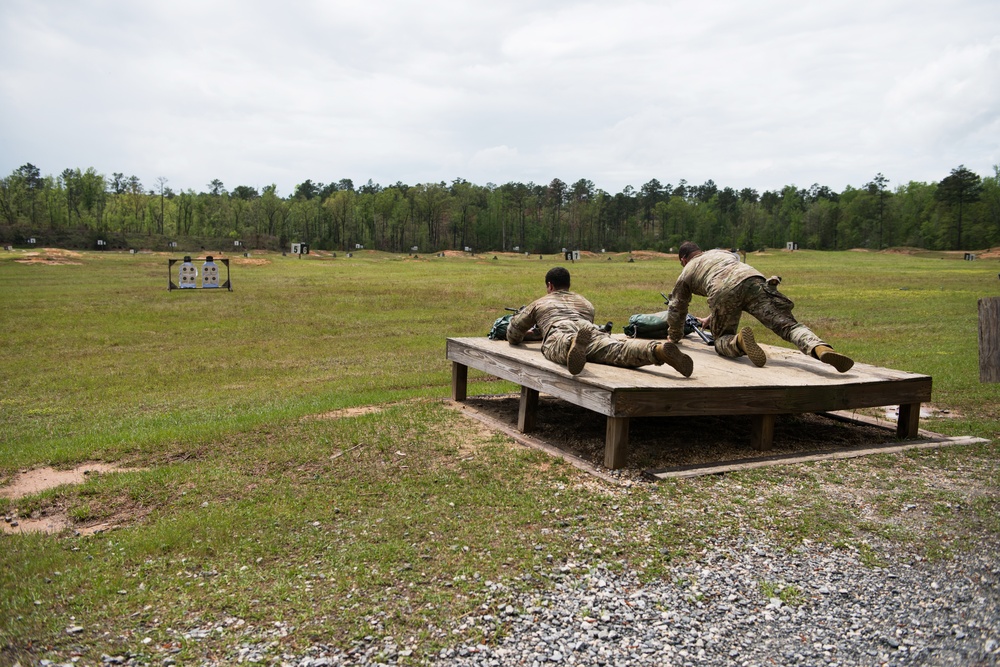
left=545, top=266, right=571, bottom=292
left=678, top=241, right=702, bottom=266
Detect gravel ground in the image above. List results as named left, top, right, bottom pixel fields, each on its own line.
left=116, top=536, right=996, bottom=667
left=429, top=537, right=1000, bottom=667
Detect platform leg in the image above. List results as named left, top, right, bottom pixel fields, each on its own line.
left=451, top=362, right=468, bottom=401
left=605, top=417, right=630, bottom=469
left=751, top=414, right=775, bottom=451
left=518, top=386, right=539, bottom=432
left=896, top=402, right=920, bottom=439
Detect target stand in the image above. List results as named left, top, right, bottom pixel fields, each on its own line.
left=167, top=256, right=232, bottom=291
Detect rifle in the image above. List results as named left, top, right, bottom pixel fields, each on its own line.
left=685, top=314, right=714, bottom=345
left=660, top=292, right=714, bottom=345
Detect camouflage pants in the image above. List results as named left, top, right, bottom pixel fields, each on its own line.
left=543, top=322, right=659, bottom=368
left=711, top=277, right=826, bottom=359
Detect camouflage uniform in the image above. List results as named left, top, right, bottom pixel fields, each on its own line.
left=665, top=249, right=826, bottom=359
left=507, top=290, right=662, bottom=368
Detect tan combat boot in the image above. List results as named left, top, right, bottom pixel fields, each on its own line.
left=813, top=345, right=854, bottom=373
left=737, top=327, right=767, bottom=367
left=654, top=342, right=694, bottom=377
left=566, top=326, right=594, bottom=375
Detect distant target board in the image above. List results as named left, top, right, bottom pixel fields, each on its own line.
left=168, top=256, right=232, bottom=291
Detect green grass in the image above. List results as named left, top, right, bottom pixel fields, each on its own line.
left=0, top=247, right=998, bottom=665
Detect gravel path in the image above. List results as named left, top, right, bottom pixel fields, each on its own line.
left=183, top=536, right=999, bottom=667
left=59, top=538, right=997, bottom=667
left=428, top=537, right=999, bottom=667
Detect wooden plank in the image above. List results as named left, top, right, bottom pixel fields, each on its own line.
left=604, top=417, right=629, bottom=469
left=447, top=337, right=931, bottom=392
left=451, top=361, right=468, bottom=401
left=896, top=402, right=921, bottom=438
left=612, top=378, right=932, bottom=418
left=518, top=386, right=539, bottom=432
left=822, top=409, right=954, bottom=440
left=447, top=338, right=615, bottom=415
left=647, top=436, right=989, bottom=480
left=980, top=297, right=1000, bottom=383
left=751, top=414, right=775, bottom=451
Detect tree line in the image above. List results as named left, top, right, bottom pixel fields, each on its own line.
left=1, top=163, right=998, bottom=253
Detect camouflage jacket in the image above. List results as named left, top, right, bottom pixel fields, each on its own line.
left=665, top=249, right=763, bottom=340
left=507, top=290, right=595, bottom=344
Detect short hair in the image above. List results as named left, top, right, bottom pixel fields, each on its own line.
left=545, top=266, right=571, bottom=289
left=678, top=241, right=701, bottom=260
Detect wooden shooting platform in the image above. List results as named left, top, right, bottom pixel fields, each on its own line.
left=446, top=336, right=933, bottom=470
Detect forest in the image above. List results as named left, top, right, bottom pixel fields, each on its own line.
left=1, top=163, right=998, bottom=253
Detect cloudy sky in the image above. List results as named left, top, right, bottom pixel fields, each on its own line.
left=1, top=1, right=998, bottom=197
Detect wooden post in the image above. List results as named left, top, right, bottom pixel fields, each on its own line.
left=451, top=362, right=468, bottom=401
left=751, top=414, right=775, bottom=451
left=980, top=297, right=1000, bottom=383
left=605, top=417, right=630, bottom=469
left=518, top=386, right=539, bottom=432
left=896, top=402, right=921, bottom=439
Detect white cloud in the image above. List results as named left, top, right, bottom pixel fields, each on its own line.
left=1, top=0, right=998, bottom=195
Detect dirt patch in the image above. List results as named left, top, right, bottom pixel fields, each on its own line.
left=626, top=250, right=671, bottom=260
left=460, top=394, right=907, bottom=481
left=1, top=463, right=141, bottom=536
left=311, top=405, right=387, bottom=421
left=13, top=248, right=84, bottom=265
left=233, top=257, right=270, bottom=266
left=0, top=463, right=129, bottom=499
left=883, top=404, right=961, bottom=420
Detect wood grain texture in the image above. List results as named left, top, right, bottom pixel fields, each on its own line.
left=447, top=336, right=931, bottom=418
left=518, top=386, right=539, bottom=432
left=980, top=297, right=1000, bottom=383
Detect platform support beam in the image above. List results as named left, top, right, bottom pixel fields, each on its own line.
left=896, top=402, right=920, bottom=439
left=518, top=386, right=539, bottom=432
left=451, top=362, right=468, bottom=401
left=751, top=414, right=776, bottom=451
left=605, top=417, right=630, bottom=469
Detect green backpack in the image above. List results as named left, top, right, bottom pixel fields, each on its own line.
left=623, top=310, right=703, bottom=339
left=488, top=314, right=513, bottom=340
left=622, top=310, right=670, bottom=338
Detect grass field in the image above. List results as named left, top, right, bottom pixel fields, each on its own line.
left=1, top=247, right=998, bottom=665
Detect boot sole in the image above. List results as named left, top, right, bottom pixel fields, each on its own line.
left=740, top=327, right=767, bottom=367
left=567, top=326, right=593, bottom=375
left=820, top=351, right=854, bottom=373
left=658, top=343, right=694, bottom=377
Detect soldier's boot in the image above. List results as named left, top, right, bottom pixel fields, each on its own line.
left=737, top=327, right=767, bottom=367
left=654, top=342, right=694, bottom=378
left=566, top=326, right=593, bottom=375
left=813, top=345, right=854, bottom=373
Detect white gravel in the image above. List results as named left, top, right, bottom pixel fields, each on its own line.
left=425, top=536, right=999, bottom=667
left=125, top=535, right=997, bottom=667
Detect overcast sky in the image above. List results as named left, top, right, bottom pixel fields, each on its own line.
left=2, top=1, right=998, bottom=197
